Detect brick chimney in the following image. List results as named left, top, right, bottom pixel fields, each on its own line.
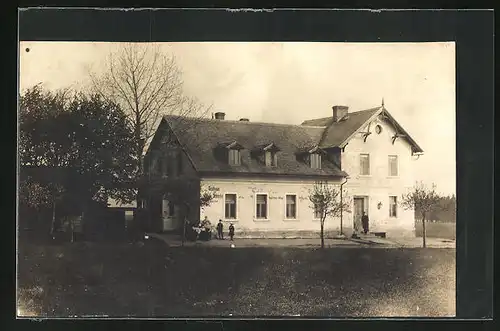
left=214, top=112, right=225, bottom=120
left=239, top=118, right=249, bottom=122
left=332, top=105, right=349, bottom=122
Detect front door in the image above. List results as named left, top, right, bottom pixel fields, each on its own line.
left=162, top=198, right=177, bottom=231
left=353, top=197, right=365, bottom=233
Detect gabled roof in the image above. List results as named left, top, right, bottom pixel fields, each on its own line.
left=302, top=106, right=424, bottom=154
left=161, top=115, right=347, bottom=178
left=378, top=109, right=424, bottom=154
left=302, top=107, right=380, bottom=149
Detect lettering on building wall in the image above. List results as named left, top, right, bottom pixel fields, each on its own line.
left=208, top=186, right=220, bottom=192
left=248, top=186, right=264, bottom=193
left=268, top=196, right=283, bottom=200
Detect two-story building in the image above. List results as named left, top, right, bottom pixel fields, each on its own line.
left=141, top=103, right=423, bottom=238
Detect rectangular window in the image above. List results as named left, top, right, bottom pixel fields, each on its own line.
left=228, top=149, right=241, bottom=166
left=149, top=157, right=158, bottom=174
left=225, top=194, right=237, bottom=219
left=389, top=196, right=397, bottom=217
left=125, top=210, right=134, bottom=222
left=389, top=155, right=398, bottom=176
left=265, top=151, right=278, bottom=167
left=166, top=155, right=173, bottom=175
left=313, top=203, right=322, bottom=219
left=159, top=156, right=167, bottom=176
left=256, top=194, right=268, bottom=219
left=360, top=154, right=370, bottom=175
left=285, top=195, right=297, bottom=219
left=310, top=153, right=322, bottom=169
left=168, top=201, right=175, bottom=217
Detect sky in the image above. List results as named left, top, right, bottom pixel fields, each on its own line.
left=19, top=42, right=456, bottom=195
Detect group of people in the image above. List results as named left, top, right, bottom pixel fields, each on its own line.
left=188, top=216, right=235, bottom=241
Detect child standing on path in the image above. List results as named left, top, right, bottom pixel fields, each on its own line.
left=228, top=223, right=235, bottom=241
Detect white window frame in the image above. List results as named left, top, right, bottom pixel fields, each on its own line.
left=254, top=193, right=269, bottom=221
left=223, top=193, right=238, bottom=221
left=284, top=193, right=298, bottom=220
left=310, top=153, right=322, bottom=169
left=388, top=155, right=399, bottom=177
left=228, top=149, right=241, bottom=166
left=359, top=153, right=371, bottom=176
left=265, top=151, right=278, bottom=167
left=389, top=196, right=398, bottom=218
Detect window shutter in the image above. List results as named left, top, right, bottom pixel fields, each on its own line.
left=256, top=195, right=267, bottom=204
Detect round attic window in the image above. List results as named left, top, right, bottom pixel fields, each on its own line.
left=375, top=125, right=382, bottom=134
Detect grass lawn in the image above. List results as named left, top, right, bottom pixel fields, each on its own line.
left=17, top=238, right=455, bottom=317
left=415, top=222, right=456, bottom=240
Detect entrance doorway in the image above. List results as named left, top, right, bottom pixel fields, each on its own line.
left=353, top=196, right=368, bottom=233
left=162, top=198, right=177, bottom=231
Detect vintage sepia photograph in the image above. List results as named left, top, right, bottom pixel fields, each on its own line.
left=17, top=41, right=456, bottom=318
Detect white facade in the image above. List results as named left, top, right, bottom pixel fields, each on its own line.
left=200, top=177, right=344, bottom=237
left=199, top=115, right=418, bottom=238
left=340, top=115, right=417, bottom=237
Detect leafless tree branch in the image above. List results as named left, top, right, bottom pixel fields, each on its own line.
left=86, top=43, right=212, bottom=181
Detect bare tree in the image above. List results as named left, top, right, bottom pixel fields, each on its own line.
left=400, top=181, right=443, bottom=248
left=87, top=43, right=211, bottom=182
left=309, top=181, right=351, bottom=249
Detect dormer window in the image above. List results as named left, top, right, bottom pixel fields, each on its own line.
left=228, top=149, right=241, bottom=166
left=265, top=151, right=278, bottom=167
left=218, top=141, right=244, bottom=166
left=310, top=153, right=322, bottom=169
left=253, top=142, right=280, bottom=167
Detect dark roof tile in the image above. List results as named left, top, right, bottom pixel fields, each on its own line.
left=302, top=107, right=381, bottom=148
left=164, top=115, right=346, bottom=177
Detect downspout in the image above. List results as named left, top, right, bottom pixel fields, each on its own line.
left=340, top=176, right=349, bottom=236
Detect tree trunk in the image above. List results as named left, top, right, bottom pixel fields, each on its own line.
left=422, top=213, right=427, bottom=248
left=135, top=120, right=144, bottom=209
left=50, top=200, right=56, bottom=237
left=181, top=204, right=190, bottom=247
left=70, top=218, right=74, bottom=243
left=182, top=217, right=186, bottom=247
left=320, top=221, right=325, bottom=249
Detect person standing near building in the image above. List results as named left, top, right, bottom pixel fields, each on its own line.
left=361, top=211, right=369, bottom=234
left=228, top=223, right=235, bottom=241
left=217, top=219, right=224, bottom=240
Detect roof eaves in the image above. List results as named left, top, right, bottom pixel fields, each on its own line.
left=163, top=117, right=200, bottom=173
left=381, top=109, right=424, bottom=153
left=338, top=107, right=385, bottom=148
